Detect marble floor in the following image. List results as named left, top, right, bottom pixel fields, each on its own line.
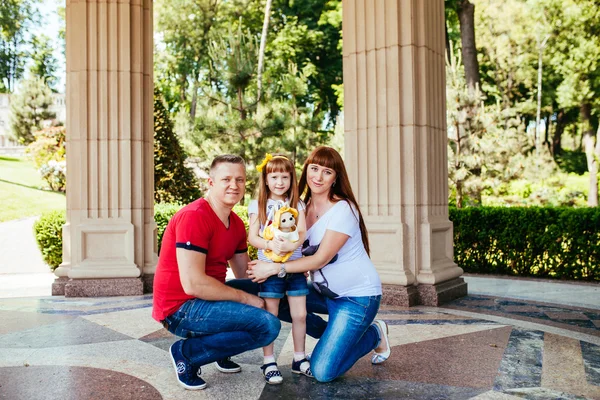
left=0, top=288, right=599, bottom=400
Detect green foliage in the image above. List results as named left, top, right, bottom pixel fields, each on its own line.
left=154, top=202, right=183, bottom=254
left=555, top=150, right=588, bottom=175
left=33, top=210, right=65, bottom=270
left=9, top=76, right=56, bottom=144
left=451, top=207, right=600, bottom=281
left=25, top=126, right=66, bottom=192
left=0, top=0, right=34, bottom=92
left=185, top=24, right=331, bottom=194
left=29, top=34, right=58, bottom=90
left=233, top=204, right=257, bottom=260
left=154, top=88, right=202, bottom=204
left=447, top=46, right=530, bottom=207
left=26, top=126, right=66, bottom=169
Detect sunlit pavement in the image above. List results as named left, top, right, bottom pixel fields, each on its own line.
left=0, top=275, right=598, bottom=400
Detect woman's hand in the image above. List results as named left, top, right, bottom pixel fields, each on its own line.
left=247, top=260, right=280, bottom=283
left=272, top=237, right=296, bottom=255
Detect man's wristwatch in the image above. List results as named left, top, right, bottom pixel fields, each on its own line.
left=277, top=263, right=287, bottom=278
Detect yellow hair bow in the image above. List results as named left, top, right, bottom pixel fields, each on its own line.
left=256, top=153, right=289, bottom=172
left=256, top=153, right=273, bottom=172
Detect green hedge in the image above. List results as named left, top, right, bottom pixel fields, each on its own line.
left=450, top=207, right=600, bottom=281
left=36, top=205, right=598, bottom=281
left=33, top=210, right=65, bottom=270
left=35, top=203, right=258, bottom=269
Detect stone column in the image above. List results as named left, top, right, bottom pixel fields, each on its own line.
left=343, top=0, right=467, bottom=306
left=54, top=0, right=157, bottom=297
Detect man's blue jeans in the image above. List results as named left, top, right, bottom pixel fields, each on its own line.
left=163, top=289, right=281, bottom=367
left=227, top=279, right=382, bottom=382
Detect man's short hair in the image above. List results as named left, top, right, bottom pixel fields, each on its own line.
left=210, top=154, right=246, bottom=175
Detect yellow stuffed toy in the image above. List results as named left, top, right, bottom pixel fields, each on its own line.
left=262, top=205, right=299, bottom=263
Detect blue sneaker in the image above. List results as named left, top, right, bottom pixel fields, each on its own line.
left=169, top=342, right=207, bottom=390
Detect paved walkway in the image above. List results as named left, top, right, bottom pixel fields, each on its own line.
left=0, top=217, right=54, bottom=298
left=0, top=219, right=599, bottom=399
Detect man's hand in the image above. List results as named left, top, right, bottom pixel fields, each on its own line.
left=240, top=291, right=265, bottom=309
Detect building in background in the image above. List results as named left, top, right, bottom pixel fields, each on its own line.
left=0, top=93, right=66, bottom=153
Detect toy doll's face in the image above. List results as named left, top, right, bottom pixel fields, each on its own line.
left=279, top=212, right=296, bottom=229
left=266, top=171, right=291, bottom=199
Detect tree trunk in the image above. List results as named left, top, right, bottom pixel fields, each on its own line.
left=552, top=109, right=565, bottom=156
left=457, top=0, right=480, bottom=94
left=256, top=0, right=273, bottom=103
left=445, top=19, right=452, bottom=63
left=189, top=80, right=199, bottom=120
left=580, top=103, right=598, bottom=206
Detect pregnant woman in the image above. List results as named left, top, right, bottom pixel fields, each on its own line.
left=248, top=146, right=391, bottom=382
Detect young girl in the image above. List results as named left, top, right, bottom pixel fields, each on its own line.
left=248, top=153, right=312, bottom=384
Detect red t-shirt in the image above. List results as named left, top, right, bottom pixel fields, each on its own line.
left=152, top=198, right=248, bottom=321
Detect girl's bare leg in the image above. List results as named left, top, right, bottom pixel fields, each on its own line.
left=262, top=298, right=280, bottom=357
left=288, top=296, right=308, bottom=354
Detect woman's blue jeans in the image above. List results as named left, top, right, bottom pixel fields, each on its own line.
left=309, top=295, right=381, bottom=382
left=227, top=279, right=382, bottom=382
left=163, top=290, right=281, bottom=368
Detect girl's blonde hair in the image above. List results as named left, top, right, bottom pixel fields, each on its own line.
left=256, top=155, right=299, bottom=226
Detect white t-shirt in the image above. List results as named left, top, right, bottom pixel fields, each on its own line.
left=248, top=199, right=305, bottom=262
left=306, top=200, right=382, bottom=298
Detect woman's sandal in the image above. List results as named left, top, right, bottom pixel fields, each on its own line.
left=291, top=358, right=314, bottom=378
left=371, top=319, right=391, bottom=364
left=261, top=362, right=283, bottom=385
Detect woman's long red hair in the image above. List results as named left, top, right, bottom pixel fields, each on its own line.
left=298, top=146, right=370, bottom=255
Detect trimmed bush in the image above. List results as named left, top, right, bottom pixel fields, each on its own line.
left=33, top=210, right=65, bottom=270
left=450, top=207, right=600, bottom=281
left=155, top=202, right=184, bottom=254
left=154, top=88, right=202, bottom=204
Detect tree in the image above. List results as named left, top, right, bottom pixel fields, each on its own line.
left=9, top=76, right=56, bottom=144
left=30, top=34, right=58, bottom=90
left=0, top=0, right=34, bottom=93
left=547, top=0, right=600, bottom=205
left=154, top=88, right=202, bottom=204
left=447, top=47, right=529, bottom=207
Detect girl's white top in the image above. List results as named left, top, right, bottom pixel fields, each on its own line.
left=307, top=200, right=382, bottom=298
left=248, top=198, right=305, bottom=262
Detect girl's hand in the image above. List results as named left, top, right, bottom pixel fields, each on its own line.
left=247, top=260, right=279, bottom=283
left=272, top=237, right=296, bottom=254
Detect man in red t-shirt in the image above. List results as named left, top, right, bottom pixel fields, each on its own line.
left=153, top=155, right=280, bottom=391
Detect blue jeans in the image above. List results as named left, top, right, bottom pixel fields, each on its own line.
left=226, top=279, right=328, bottom=338
left=310, top=295, right=381, bottom=382
left=259, top=273, right=310, bottom=298
left=163, top=292, right=281, bottom=367
left=228, top=279, right=382, bottom=382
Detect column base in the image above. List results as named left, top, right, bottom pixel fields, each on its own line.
left=52, top=277, right=69, bottom=296
left=416, top=277, right=468, bottom=306
left=64, top=278, right=144, bottom=297
left=382, top=284, right=419, bottom=307
left=142, top=274, right=154, bottom=294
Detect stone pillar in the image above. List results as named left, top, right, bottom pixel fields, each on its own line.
left=54, top=0, right=157, bottom=297
left=343, top=0, right=467, bottom=306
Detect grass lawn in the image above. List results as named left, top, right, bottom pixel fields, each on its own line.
left=0, top=156, right=65, bottom=223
